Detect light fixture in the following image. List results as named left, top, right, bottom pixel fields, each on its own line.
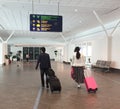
left=75, top=9, right=78, bottom=12
left=79, top=20, right=82, bottom=23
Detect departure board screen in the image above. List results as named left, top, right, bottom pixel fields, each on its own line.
left=30, top=14, right=62, bottom=32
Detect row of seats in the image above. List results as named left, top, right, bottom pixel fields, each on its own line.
left=91, top=60, right=111, bottom=72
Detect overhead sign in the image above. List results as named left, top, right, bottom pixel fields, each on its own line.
left=30, top=14, right=62, bottom=32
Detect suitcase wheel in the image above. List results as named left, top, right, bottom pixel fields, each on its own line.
left=88, top=88, right=97, bottom=93
left=88, top=88, right=96, bottom=93
left=88, top=88, right=92, bottom=93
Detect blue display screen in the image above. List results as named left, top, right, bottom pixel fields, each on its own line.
left=30, top=14, right=62, bottom=32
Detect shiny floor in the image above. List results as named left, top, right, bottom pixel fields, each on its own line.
left=0, top=61, right=120, bottom=109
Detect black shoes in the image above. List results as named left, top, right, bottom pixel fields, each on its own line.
left=42, top=85, right=49, bottom=89
left=42, top=85, right=44, bottom=88
left=46, top=85, right=49, bottom=88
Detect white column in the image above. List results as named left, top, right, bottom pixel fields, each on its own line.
left=93, top=11, right=108, bottom=37
left=63, top=44, right=69, bottom=62
left=2, top=42, right=8, bottom=64
left=0, top=31, right=14, bottom=65
left=0, top=42, right=8, bottom=65
left=60, top=33, right=66, bottom=43
left=106, top=36, right=112, bottom=61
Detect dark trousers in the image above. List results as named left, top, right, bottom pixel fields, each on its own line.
left=40, top=68, right=49, bottom=87
left=73, top=66, right=85, bottom=84
left=26, top=58, right=29, bottom=62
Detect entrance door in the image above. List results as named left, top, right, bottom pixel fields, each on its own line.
left=29, top=47, right=33, bottom=60
left=23, top=47, right=29, bottom=60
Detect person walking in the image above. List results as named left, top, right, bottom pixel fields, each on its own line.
left=16, top=52, right=21, bottom=67
left=35, top=47, right=51, bottom=88
left=72, top=46, right=85, bottom=88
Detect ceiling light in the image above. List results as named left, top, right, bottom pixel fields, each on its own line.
left=75, top=9, right=78, bottom=12
left=79, top=20, right=82, bottom=23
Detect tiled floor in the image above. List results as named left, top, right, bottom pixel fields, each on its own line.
left=0, top=61, right=120, bottom=109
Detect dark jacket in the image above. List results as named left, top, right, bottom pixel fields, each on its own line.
left=36, top=53, right=51, bottom=69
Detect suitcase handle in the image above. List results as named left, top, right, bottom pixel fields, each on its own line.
left=84, top=69, right=92, bottom=78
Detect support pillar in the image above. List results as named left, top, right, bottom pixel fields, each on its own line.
left=106, top=37, right=112, bottom=61
left=2, top=41, right=9, bottom=65
left=93, top=11, right=120, bottom=62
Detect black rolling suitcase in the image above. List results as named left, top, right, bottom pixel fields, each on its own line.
left=49, top=76, right=61, bottom=93
left=47, top=68, right=55, bottom=77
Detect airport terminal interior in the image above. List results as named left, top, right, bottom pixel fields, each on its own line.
left=0, top=0, right=120, bottom=109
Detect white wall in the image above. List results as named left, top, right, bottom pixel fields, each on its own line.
left=46, top=47, right=56, bottom=60
left=90, top=27, right=120, bottom=69
left=63, top=44, right=68, bottom=62
left=111, top=28, right=120, bottom=68
left=70, top=26, right=120, bottom=69
left=68, top=44, right=75, bottom=62
left=92, top=36, right=107, bottom=63
left=63, top=43, right=75, bottom=62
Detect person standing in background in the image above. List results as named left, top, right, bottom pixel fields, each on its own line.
left=35, top=47, right=51, bottom=88
left=16, top=51, right=21, bottom=67
left=72, top=46, right=86, bottom=88
left=26, top=54, right=29, bottom=62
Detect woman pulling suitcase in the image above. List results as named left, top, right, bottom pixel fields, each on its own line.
left=71, top=46, right=86, bottom=88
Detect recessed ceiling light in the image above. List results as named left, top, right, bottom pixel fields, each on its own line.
left=79, top=20, right=82, bottom=23
left=75, top=9, right=78, bottom=12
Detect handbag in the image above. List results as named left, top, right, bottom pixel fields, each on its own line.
left=71, top=66, right=76, bottom=80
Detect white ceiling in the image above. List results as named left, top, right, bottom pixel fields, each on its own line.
left=0, top=0, right=120, bottom=47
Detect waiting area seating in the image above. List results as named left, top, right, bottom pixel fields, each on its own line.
left=91, top=60, right=111, bottom=72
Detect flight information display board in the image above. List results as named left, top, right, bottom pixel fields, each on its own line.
left=30, top=14, right=62, bottom=32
